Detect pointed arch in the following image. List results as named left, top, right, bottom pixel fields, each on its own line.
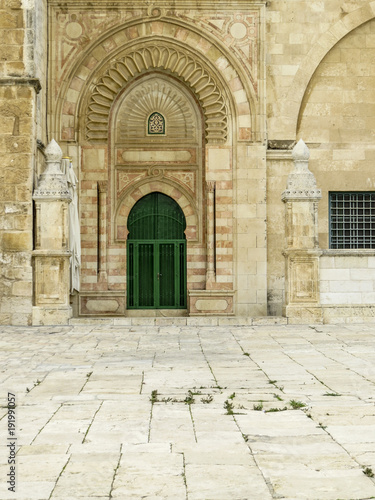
left=114, top=179, right=199, bottom=243
left=85, top=44, right=227, bottom=144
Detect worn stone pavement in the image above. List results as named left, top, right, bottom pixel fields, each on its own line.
left=0, top=321, right=375, bottom=500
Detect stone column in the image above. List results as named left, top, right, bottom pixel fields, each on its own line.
left=206, top=180, right=216, bottom=288
left=32, top=140, right=72, bottom=325
left=98, top=181, right=108, bottom=284
left=281, top=139, right=323, bottom=324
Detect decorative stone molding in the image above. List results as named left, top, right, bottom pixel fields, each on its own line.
left=33, top=140, right=71, bottom=200
left=115, top=180, right=199, bottom=242
left=78, top=291, right=126, bottom=316
left=86, top=45, right=227, bottom=144
left=281, top=139, right=321, bottom=201
left=115, top=78, right=196, bottom=143
left=98, top=180, right=108, bottom=193
left=0, top=77, right=41, bottom=93
left=206, top=180, right=215, bottom=192
left=189, top=290, right=234, bottom=316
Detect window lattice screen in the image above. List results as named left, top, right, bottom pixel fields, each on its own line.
left=329, top=192, right=375, bottom=249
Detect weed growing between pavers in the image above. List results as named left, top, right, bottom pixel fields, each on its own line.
left=109, top=444, right=123, bottom=499
left=253, top=402, right=264, bottom=411
left=268, top=379, right=284, bottom=392
left=183, top=390, right=195, bottom=405
left=363, top=467, right=374, bottom=478
left=201, top=395, right=213, bottom=404
left=149, top=388, right=214, bottom=406
left=289, top=399, right=306, bottom=410
left=224, top=399, right=234, bottom=415
left=150, top=389, right=159, bottom=404
left=323, top=392, right=341, bottom=396
left=223, top=393, right=246, bottom=415
left=190, top=387, right=202, bottom=395
left=264, top=406, right=288, bottom=413
left=26, top=379, right=42, bottom=393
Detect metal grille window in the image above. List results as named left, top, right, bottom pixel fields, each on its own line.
left=329, top=192, right=375, bottom=249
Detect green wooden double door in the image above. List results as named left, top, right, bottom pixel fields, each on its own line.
left=127, top=192, right=187, bottom=309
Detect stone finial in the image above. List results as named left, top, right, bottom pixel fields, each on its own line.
left=45, top=139, right=63, bottom=163
left=33, top=139, right=71, bottom=200
left=282, top=138, right=321, bottom=201
left=292, top=138, right=310, bottom=162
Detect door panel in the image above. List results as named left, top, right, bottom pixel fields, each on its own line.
left=159, top=243, right=175, bottom=308
left=138, top=243, right=154, bottom=307
left=127, top=192, right=186, bottom=309
left=127, top=240, right=186, bottom=309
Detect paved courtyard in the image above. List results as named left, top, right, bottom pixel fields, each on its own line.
left=0, top=321, right=375, bottom=500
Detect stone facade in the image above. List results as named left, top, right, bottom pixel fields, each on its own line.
left=1, top=0, right=375, bottom=324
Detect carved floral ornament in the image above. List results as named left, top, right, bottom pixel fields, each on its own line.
left=86, top=45, right=228, bottom=144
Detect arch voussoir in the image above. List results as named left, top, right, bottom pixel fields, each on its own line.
left=85, top=43, right=228, bottom=144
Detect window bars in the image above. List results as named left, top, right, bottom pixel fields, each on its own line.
left=329, top=192, right=375, bottom=249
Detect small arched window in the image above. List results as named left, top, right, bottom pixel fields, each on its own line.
left=148, top=112, right=165, bottom=135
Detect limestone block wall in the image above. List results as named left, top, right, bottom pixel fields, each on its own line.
left=235, top=143, right=267, bottom=316
left=320, top=253, right=375, bottom=323
left=298, top=17, right=375, bottom=249
left=266, top=151, right=292, bottom=316
left=266, top=3, right=375, bottom=318
left=0, top=0, right=46, bottom=325
left=320, top=254, right=375, bottom=305
left=0, top=83, right=34, bottom=325
left=266, top=0, right=375, bottom=141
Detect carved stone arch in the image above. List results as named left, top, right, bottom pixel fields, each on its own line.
left=86, top=44, right=228, bottom=144
left=114, top=179, right=200, bottom=243
left=113, top=73, right=200, bottom=143
left=283, top=3, right=375, bottom=139
left=56, top=19, right=257, bottom=143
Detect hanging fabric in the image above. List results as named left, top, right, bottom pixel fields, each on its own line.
left=61, top=157, right=81, bottom=292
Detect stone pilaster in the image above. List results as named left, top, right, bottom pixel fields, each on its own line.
left=206, top=180, right=216, bottom=288
left=32, top=140, right=72, bottom=325
left=98, top=181, right=108, bottom=284
left=282, top=139, right=323, bottom=324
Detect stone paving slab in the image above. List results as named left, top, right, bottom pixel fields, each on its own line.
left=0, top=323, right=375, bottom=499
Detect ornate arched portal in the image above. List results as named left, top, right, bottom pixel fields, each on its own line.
left=110, top=71, right=205, bottom=313
left=50, top=10, right=265, bottom=318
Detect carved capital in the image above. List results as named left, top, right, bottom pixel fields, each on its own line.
left=98, top=181, right=108, bottom=193
left=206, top=181, right=215, bottom=192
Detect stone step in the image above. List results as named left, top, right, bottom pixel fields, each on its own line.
left=69, top=316, right=288, bottom=327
